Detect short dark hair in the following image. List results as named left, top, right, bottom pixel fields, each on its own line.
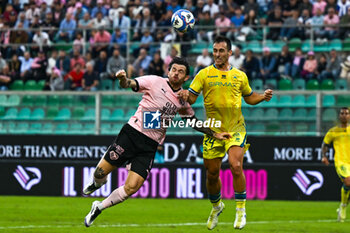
left=214, top=36, right=232, bottom=51
left=168, top=57, right=190, bottom=75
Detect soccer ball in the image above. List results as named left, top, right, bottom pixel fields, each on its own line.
left=171, top=9, right=195, bottom=33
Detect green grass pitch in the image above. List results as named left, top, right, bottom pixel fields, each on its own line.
left=1, top=196, right=349, bottom=233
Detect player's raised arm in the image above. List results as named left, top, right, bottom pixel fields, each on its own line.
left=115, top=70, right=137, bottom=89
left=178, top=90, right=198, bottom=105
left=244, top=89, right=273, bottom=105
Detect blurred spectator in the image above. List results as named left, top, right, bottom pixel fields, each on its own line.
left=79, top=12, right=92, bottom=29
left=166, top=0, right=181, bottom=13
left=73, top=32, right=84, bottom=53
left=82, top=63, right=99, bottom=91
left=25, top=3, right=40, bottom=23
left=41, top=12, right=57, bottom=40
left=25, top=50, right=48, bottom=81
left=108, top=0, right=122, bottom=22
left=196, top=0, right=205, bottom=16
left=298, top=0, right=313, bottom=16
left=340, top=55, right=350, bottom=81
left=267, top=0, right=282, bottom=15
left=3, top=4, right=17, bottom=23
left=30, top=15, right=41, bottom=29
left=70, top=48, right=86, bottom=69
left=257, top=0, right=269, bottom=14
left=312, top=0, right=327, bottom=16
left=301, top=51, right=318, bottom=80
left=66, top=62, right=84, bottom=90
left=230, top=7, right=245, bottom=40
left=338, top=0, right=350, bottom=17
left=0, top=65, right=12, bottom=91
left=203, top=0, right=219, bottom=18
left=298, top=8, right=311, bottom=39
left=110, top=28, right=127, bottom=54
left=56, top=13, right=76, bottom=42
left=280, top=10, right=299, bottom=41
left=242, top=49, right=260, bottom=80
left=93, top=27, right=111, bottom=57
left=15, top=12, right=30, bottom=29
left=74, top=2, right=88, bottom=21
left=320, top=49, right=341, bottom=80
left=148, top=51, right=165, bottom=77
left=105, top=48, right=126, bottom=80
left=127, top=48, right=152, bottom=78
left=91, top=0, right=108, bottom=18
left=339, top=8, right=350, bottom=39
left=44, top=67, right=64, bottom=91
left=184, top=0, right=197, bottom=14
left=197, top=11, right=216, bottom=42
left=46, top=50, right=58, bottom=76
left=32, top=28, right=52, bottom=54
left=8, top=23, right=28, bottom=58
left=8, top=54, right=21, bottom=80
left=8, top=11, right=18, bottom=27
left=243, top=0, right=260, bottom=16
left=94, top=51, right=108, bottom=76
left=291, top=47, right=305, bottom=78
left=85, top=52, right=95, bottom=68
left=321, top=7, right=339, bottom=39
left=259, top=47, right=278, bottom=81
left=307, top=7, right=324, bottom=39
left=39, top=2, right=51, bottom=21
left=91, top=11, right=110, bottom=29
left=56, top=50, right=71, bottom=76
left=52, top=2, right=65, bottom=23
left=139, top=29, right=154, bottom=52
left=194, top=48, right=212, bottom=75
left=239, top=9, right=259, bottom=41
left=282, top=0, right=299, bottom=18
left=151, top=0, right=167, bottom=23
left=316, top=53, right=327, bottom=80
left=325, top=0, right=337, bottom=14
left=133, top=7, right=156, bottom=41
left=112, top=7, right=130, bottom=34
left=164, top=46, right=178, bottom=74
left=19, top=51, right=33, bottom=79
left=275, top=45, right=293, bottom=78
left=267, top=6, right=284, bottom=40
left=175, top=31, right=192, bottom=57
left=158, top=10, right=173, bottom=30
left=229, top=45, right=245, bottom=69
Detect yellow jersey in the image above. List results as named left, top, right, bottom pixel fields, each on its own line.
left=189, top=64, right=252, bottom=132
left=323, top=125, right=350, bottom=166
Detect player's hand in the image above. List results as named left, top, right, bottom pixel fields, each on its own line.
left=213, top=132, right=232, bottom=140
left=178, top=90, right=190, bottom=102
left=321, top=156, right=330, bottom=166
left=115, top=70, right=127, bottom=81
left=264, top=89, right=273, bottom=102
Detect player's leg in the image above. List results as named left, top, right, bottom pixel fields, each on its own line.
left=204, top=157, right=225, bottom=230
left=338, top=176, right=350, bottom=222
left=85, top=170, right=145, bottom=227
left=83, top=157, right=116, bottom=195
left=227, top=145, right=246, bottom=229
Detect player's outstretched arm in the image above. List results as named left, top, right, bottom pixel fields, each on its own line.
left=183, top=116, right=232, bottom=140
left=321, top=142, right=330, bottom=166
left=178, top=90, right=198, bottom=105
left=115, top=70, right=137, bottom=89
left=244, top=89, right=273, bottom=105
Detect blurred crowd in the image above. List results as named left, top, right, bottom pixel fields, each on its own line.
left=0, top=0, right=350, bottom=91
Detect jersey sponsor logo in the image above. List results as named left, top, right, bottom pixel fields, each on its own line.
left=221, top=74, right=226, bottom=79
left=292, top=169, right=323, bottom=195
left=143, top=110, right=161, bottom=129
left=208, top=82, right=236, bottom=87
left=207, top=75, right=218, bottom=78
left=13, top=165, right=41, bottom=191
left=161, top=88, right=167, bottom=94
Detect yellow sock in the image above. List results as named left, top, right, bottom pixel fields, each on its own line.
left=209, top=192, right=222, bottom=207
left=236, top=200, right=246, bottom=209
left=235, top=191, right=246, bottom=209
left=212, top=199, right=221, bottom=207
left=341, top=185, right=350, bottom=206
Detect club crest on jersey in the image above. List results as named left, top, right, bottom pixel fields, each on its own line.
left=221, top=75, right=226, bottom=79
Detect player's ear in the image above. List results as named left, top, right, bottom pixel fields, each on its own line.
left=184, top=75, right=190, bottom=82
left=228, top=49, right=233, bottom=56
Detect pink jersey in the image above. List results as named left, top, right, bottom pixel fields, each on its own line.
left=128, top=75, right=194, bottom=144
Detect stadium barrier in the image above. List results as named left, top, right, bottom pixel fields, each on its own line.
left=1, top=135, right=341, bottom=200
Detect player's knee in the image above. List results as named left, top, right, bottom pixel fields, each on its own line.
left=230, top=163, right=243, bottom=177
left=206, top=170, right=220, bottom=183
left=344, top=178, right=350, bottom=187
left=124, top=182, right=139, bottom=196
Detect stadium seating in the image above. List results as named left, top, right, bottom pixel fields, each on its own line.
left=320, top=79, right=335, bottom=90
left=2, top=108, right=18, bottom=120
left=306, top=80, right=319, bottom=90
left=293, top=79, right=306, bottom=90
left=292, top=95, right=306, bottom=107
left=81, top=108, right=95, bottom=121
left=322, top=109, right=337, bottom=121
left=251, top=79, right=263, bottom=91
left=279, top=108, right=293, bottom=121
left=17, top=108, right=31, bottom=120
left=31, top=108, right=45, bottom=120
left=322, top=95, right=336, bottom=107
left=278, top=79, right=292, bottom=90
left=54, top=108, right=71, bottom=121
left=335, top=79, right=348, bottom=90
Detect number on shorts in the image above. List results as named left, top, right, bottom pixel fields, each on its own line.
left=204, top=137, right=216, bottom=149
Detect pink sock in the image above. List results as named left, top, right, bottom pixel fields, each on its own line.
left=102, top=185, right=129, bottom=209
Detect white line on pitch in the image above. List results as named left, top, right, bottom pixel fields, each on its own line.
left=0, top=219, right=346, bottom=229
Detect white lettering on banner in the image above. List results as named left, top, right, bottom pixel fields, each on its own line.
left=0, top=145, right=21, bottom=158
left=164, top=143, right=179, bottom=162
left=176, top=168, right=203, bottom=198
left=23, top=145, right=57, bottom=158
left=186, top=144, right=202, bottom=163
left=273, top=147, right=333, bottom=161
left=63, top=167, right=77, bottom=197
left=82, top=167, right=111, bottom=197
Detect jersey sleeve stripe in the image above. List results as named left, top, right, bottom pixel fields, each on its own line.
left=132, top=79, right=140, bottom=92
left=243, top=91, right=253, bottom=97
left=189, top=88, right=199, bottom=96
